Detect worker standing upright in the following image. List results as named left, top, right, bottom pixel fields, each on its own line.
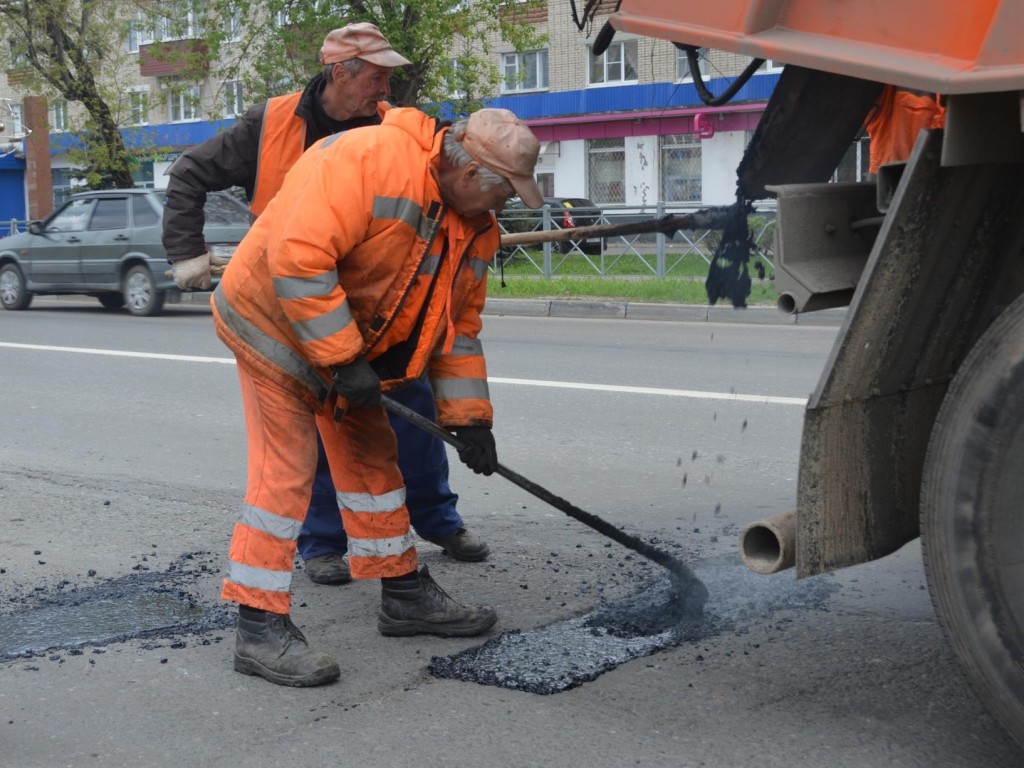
left=161, top=23, right=490, bottom=593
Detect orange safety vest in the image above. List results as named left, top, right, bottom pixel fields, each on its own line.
left=250, top=93, right=390, bottom=217
left=213, top=107, right=498, bottom=429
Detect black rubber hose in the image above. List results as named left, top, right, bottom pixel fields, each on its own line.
left=678, top=44, right=765, bottom=107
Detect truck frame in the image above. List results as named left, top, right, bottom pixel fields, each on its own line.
left=593, top=0, right=1024, bottom=748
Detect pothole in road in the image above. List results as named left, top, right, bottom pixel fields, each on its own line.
left=429, top=553, right=840, bottom=694
left=0, top=552, right=234, bottom=661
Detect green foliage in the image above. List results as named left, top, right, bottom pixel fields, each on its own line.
left=0, top=0, right=141, bottom=187
left=192, top=0, right=548, bottom=111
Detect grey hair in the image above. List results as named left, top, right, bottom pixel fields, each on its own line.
left=322, top=57, right=369, bottom=82
left=443, top=119, right=514, bottom=194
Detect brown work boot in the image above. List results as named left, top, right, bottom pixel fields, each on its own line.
left=378, top=566, right=497, bottom=637
left=422, top=527, right=490, bottom=562
left=304, top=553, right=352, bottom=585
left=234, top=605, right=340, bottom=687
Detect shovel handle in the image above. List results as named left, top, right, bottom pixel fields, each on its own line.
left=380, top=394, right=699, bottom=581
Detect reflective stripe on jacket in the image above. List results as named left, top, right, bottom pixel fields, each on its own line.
left=213, top=107, right=498, bottom=428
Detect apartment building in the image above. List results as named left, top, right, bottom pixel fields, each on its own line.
left=0, top=1, right=789, bottom=224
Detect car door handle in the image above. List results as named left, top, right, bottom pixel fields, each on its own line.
left=114, top=234, right=130, bottom=241
left=66, top=236, right=81, bottom=243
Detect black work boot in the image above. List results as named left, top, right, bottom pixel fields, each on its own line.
left=304, top=553, right=352, bottom=585
left=378, top=566, right=497, bottom=637
left=234, top=605, right=340, bottom=687
left=422, top=527, right=490, bottom=562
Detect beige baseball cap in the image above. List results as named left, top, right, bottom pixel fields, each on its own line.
left=319, top=22, right=412, bottom=68
left=460, top=108, right=543, bottom=208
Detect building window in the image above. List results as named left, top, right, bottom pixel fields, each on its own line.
left=587, top=138, right=625, bottom=204
left=168, top=84, right=201, bottom=122
left=50, top=100, right=68, bottom=132
left=501, top=50, right=548, bottom=93
left=128, top=3, right=200, bottom=50
left=588, top=40, right=638, bottom=86
left=129, top=90, right=150, bottom=125
left=5, top=103, right=24, bottom=137
left=224, top=5, right=242, bottom=41
left=446, top=58, right=467, bottom=100
left=758, top=59, right=784, bottom=73
left=660, top=134, right=702, bottom=202
left=676, top=47, right=710, bottom=82
left=224, top=80, right=244, bottom=116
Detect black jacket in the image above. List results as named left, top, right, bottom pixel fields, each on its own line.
left=161, top=74, right=380, bottom=262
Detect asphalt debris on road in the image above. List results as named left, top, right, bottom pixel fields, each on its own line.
left=428, top=553, right=839, bottom=694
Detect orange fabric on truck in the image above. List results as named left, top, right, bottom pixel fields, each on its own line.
left=866, top=85, right=947, bottom=174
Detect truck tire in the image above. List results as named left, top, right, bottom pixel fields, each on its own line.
left=921, top=294, right=1024, bottom=749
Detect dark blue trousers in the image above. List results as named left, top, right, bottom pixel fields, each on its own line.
left=297, top=377, right=463, bottom=561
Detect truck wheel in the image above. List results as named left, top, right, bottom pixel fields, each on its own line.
left=921, top=294, right=1024, bottom=749
left=0, top=263, right=33, bottom=310
left=123, top=265, right=165, bottom=317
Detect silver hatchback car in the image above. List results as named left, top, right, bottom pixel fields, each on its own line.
left=0, top=189, right=250, bottom=317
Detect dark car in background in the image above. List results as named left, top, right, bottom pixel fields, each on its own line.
left=0, top=189, right=250, bottom=317
left=500, top=196, right=604, bottom=255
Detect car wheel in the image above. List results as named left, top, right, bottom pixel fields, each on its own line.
left=123, top=265, right=165, bottom=317
left=97, top=293, right=126, bottom=310
left=0, top=263, right=33, bottom=310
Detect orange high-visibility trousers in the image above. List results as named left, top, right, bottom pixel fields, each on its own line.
left=222, top=365, right=418, bottom=614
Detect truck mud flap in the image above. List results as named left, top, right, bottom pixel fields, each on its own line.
left=797, top=128, right=1024, bottom=576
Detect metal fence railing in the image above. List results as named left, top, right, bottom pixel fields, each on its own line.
left=1, top=218, right=29, bottom=237
left=494, top=202, right=776, bottom=278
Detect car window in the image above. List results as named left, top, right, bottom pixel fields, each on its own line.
left=45, top=199, right=94, bottom=233
left=203, top=193, right=251, bottom=225
left=132, top=195, right=160, bottom=227
left=90, top=198, right=129, bottom=230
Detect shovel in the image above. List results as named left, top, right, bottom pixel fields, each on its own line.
left=381, top=395, right=708, bottom=611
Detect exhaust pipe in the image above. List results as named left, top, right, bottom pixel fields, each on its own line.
left=739, top=510, right=796, bottom=574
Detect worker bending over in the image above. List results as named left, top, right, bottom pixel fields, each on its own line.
left=212, top=106, right=543, bottom=687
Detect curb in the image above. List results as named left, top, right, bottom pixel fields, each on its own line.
left=482, top=298, right=846, bottom=326
left=43, top=293, right=846, bottom=327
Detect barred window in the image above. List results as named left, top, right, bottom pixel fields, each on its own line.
left=587, top=138, right=625, bottom=204
left=660, top=134, right=702, bottom=202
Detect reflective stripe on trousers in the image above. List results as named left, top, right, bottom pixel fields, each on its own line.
left=222, top=365, right=417, bottom=613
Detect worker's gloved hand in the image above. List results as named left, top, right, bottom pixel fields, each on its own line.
left=170, top=252, right=214, bottom=290
left=332, top=357, right=381, bottom=411
left=454, top=426, right=498, bottom=476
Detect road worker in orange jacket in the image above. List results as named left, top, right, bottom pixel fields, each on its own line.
left=213, top=106, right=543, bottom=686
left=163, top=24, right=492, bottom=593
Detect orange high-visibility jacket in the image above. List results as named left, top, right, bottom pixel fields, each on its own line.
left=250, top=93, right=391, bottom=217
left=212, top=107, right=498, bottom=429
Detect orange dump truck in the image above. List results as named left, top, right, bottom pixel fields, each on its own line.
left=594, top=0, right=1024, bottom=747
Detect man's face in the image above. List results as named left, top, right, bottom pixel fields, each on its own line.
left=332, top=62, right=394, bottom=118
left=444, top=164, right=516, bottom=219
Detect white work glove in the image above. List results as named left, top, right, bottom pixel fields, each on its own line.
left=171, top=252, right=230, bottom=290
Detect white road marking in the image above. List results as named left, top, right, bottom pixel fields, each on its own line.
left=0, top=341, right=808, bottom=406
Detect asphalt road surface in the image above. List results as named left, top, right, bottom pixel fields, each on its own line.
left=1, top=297, right=1021, bottom=767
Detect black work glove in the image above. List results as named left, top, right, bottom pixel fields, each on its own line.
left=332, top=357, right=381, bottom=411
left=455, top=426, right=498, bottom=476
